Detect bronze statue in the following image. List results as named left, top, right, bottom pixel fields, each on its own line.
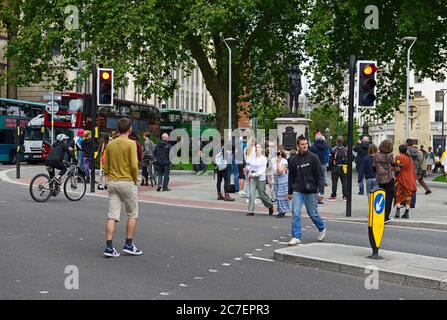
left=287, top=66, right=302, bottom=114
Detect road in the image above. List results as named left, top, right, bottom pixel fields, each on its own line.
left=1, top=179, right=447, bottom=300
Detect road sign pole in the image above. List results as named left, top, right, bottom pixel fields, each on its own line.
left=91, top=64, right=97, bottom=193
left=16, top=126, right=21, bottom=179
left=51, top=91, right=54, bottom=147
left=346, top=55, right=356, bottom=217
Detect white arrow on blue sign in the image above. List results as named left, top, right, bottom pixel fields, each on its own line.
left=374, top=193, right=385, bottom=214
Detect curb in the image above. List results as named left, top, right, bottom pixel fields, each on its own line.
left=331, top=218, right=447, bottom=231
left=274, top=245, right=447, bottom=292
left=427, top=181, right=447, bottom=189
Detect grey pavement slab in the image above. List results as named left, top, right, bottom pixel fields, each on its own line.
left=274, top=243, right=447, bottom=291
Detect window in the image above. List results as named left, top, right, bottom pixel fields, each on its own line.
left=435, top=110, right=444, bottom=122
left=414, top=91, right=422, bottom=98
left=435, top=90, right=446, bottom=103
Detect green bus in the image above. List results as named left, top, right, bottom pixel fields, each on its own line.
left=159, top=109, right=216, bottom=138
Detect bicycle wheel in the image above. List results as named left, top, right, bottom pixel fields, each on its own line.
left=64, top=174, right=87, bottom=201
left=29, top=173, right=53, bottom=202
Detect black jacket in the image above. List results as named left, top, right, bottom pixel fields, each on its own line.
left=288, top=150, right=324, bottom=195
left=154, top=140, right=171, bottom=166
left=354, top=141, right=370, bottom=169
left=81, top=139, right=95, bottom=158
left=46, top=141, right=75, bottom=163
left=358, top=155, right=376, bottom=182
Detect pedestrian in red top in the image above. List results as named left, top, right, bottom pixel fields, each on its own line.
left=394, top=144, right=417, bottom=219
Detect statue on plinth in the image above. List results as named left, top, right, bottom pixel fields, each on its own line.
left=287, top=66, right=302, bottom=114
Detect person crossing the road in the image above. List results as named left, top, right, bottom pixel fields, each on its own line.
left=288, top=135, right=326, bottom=246
left=103, top=118, right=142, bottom=258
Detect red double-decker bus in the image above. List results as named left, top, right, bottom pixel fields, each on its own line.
left=41, top=92, right=161, bottom=160
left=41, top=92, right=85, bottom=160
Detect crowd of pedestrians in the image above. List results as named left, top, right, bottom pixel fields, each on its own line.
left=63, top=116, right=444, bottom=257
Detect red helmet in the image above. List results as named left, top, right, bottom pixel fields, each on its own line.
left=77, top=128, right=85, bottom=137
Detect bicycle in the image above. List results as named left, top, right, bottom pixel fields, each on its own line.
left=29, top=160, right=87, bottom=202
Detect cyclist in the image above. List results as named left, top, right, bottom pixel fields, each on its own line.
left=45, top=134, right=77, bottom=185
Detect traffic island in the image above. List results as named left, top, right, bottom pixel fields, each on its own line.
left=274, top=243, right=447, bottom=291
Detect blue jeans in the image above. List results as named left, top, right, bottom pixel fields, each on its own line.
left=365, top=178, right=378, bottom=194
left=358, top=177, right=365, bottom=194
left=232, top=163, right=239, bottom=192
left=291, top=192, right=326, bottom=240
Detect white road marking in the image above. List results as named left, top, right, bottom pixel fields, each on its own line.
left=249, top=256, right=274, bottom=262
left=245, top=253, right=252, bottom=256
left=234, top=257, right=242, bottom=261
left=222, top=263, right=231, bottom=266
left=264, top=244, right=271, bottom=247
left=272, top=240, right=279, bottom=243
left=208, top=269, right=218, bottom=273
left=39, top=291, right=49, bottom=294
left=255, top=249, right=262, bottom=251
left=233, top=228, right=240, bottom=231
left=278, top=242, right=288, bottom=245
left=179, top=284, right=188, bottom=287
left=160, top=292, right=169, bottom=296
left=194, top=277, right=204, bottom=280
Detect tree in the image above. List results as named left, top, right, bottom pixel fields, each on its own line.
left=309, top=105, right=359, bottom=147
left=0, top=0, right=309, bottom=133
left=305, top=0, right=447, bottom=122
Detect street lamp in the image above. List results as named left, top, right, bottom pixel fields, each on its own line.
left=402, top=36, right=417, bottom=141
left=441, top=89, right=447, bottom=153
left=222, top=37, right=236, bottom=135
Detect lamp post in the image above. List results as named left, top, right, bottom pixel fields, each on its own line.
left=402, top=36, right=417, bottom=141
left=223, top=37, right=236, bottom=135
left=441, top=89, right=447, bottom=153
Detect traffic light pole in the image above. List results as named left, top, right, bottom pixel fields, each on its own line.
left=91, top=64, right=97, bottom=193
left=346, top=55, right=356, bottom=217
left=16, top=126, right=21, bottom=179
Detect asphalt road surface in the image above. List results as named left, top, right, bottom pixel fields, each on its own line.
left=1, top=179, right=447, bottom=300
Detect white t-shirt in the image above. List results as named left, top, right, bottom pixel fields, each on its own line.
left=249, top=155, right=267, bottom=181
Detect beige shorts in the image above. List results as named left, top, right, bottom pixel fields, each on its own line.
left=107, top=181, right=138, bottom=222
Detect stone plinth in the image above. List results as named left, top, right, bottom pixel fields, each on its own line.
left=394, top=97, right=431, bottom=151
left=274, top=117, right=311, bottom=150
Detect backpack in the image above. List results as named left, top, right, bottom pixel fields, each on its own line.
left=215, top=148, right=228, bottom=171
left=332, top=146, right=347, bottom=166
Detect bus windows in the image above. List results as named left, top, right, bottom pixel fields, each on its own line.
left=7, top=105, right=20, bottom=116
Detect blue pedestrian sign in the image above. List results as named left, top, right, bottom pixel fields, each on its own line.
left=373, top=193, right=385, bottom=215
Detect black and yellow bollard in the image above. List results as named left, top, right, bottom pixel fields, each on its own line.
left=367, top=188, right=386, bottom=259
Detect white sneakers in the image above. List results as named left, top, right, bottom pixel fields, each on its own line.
left=238, top=191, right=248, bottom=197
left=288, top=238, right=301, bottom=246
left=288, top=228, right=326, bottom=246
left=318, top=228, right=326, bottom=241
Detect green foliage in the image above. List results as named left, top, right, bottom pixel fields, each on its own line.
left=1, top=0, right=445, bottom=128
left=0, top=0, right=309, bottom=134
left=305, top=0, right=447, bottom=121
left=309, top=106, right=360, bottom=147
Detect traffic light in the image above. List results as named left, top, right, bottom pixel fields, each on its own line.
left=357, top=61, right=378, bottom=107
left=97, top=68, right=114, bottom=106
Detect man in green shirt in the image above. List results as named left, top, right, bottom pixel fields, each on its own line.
left=103, top=118, right=142, bottom=257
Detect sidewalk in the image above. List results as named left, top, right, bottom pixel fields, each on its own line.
left=1, top=165, right=446, bottom=226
